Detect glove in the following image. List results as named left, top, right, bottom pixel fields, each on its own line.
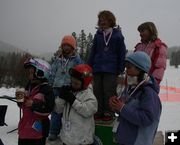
left=59, top=86, right=76, bottom=105
left=59, top=85, right=71, bottom=98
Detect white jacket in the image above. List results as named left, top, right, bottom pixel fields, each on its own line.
left=55, top=87, right=98, bottom=145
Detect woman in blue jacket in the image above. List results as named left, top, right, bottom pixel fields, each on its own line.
left=109, top=51, right=162, bottom=145
left=88, top=10, right=126, bottom=122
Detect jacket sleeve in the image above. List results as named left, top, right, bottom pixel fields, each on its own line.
left=72, top=92, right=98, bottom=118
left=151, top=44, right=167, bottom=83
left=31, top=84, right=55, bottom=114
left=117, top=33, right=126, bottom=74
left=87, top=34, right=97, bottom=67
left=120, top=88, right=161, bottom=127
left=49, top=59, right=58, bottom=85
left=74, top=54, right=83, bottom=65
left=54, top=98, right=66, bottom=114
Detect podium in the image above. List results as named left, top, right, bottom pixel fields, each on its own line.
left=95, top=122, right=118, bottom=145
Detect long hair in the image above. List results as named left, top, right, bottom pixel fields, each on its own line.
left=97, top=10, right=116, bottom=28
left=137, top=22, right=158, bottom=41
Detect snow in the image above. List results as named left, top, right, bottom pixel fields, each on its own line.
left=1, top=61, right=180, bottom=145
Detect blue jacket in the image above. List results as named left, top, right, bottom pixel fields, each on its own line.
left=88, top=28, right=126, bottom=74
left=115, top=77, right=162, bottom=145
left=49, top=54, right=82, bottom=88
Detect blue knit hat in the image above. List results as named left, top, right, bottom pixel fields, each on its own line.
left=125, top=51, right=151, bottom=73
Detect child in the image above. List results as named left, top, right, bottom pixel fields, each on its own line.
left=48, top=35, right=82, bottom=141
left=55, top=64, right=97, bottom=145
left=134, top=22, right=167, bottom=84
left=16, top=58, right=54, bottom=145
left=88, top=10, right=126, bottom=122
left=109, top=52, right=162, bottom=145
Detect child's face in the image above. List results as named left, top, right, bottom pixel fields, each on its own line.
left=71, top=77, right=82, bottom=90
left=125, top=62, right=140, bottom=77
left=27, top=67, right=36, bottom=80
left=139, top=29, right=151, bottom=42
left=99, top=17, right=110, bottom=30
left=61, top=44, right=73, bottom=55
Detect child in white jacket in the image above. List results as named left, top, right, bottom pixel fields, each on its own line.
left=55, top=64, right=97, bottom=145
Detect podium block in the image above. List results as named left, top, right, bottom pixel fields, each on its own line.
left=95, top=123, right=118, bottom=145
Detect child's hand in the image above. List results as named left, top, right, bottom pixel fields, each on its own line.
left=109, top=96, right=125, bottom=113
left=24, top=99, right=33, bottom=107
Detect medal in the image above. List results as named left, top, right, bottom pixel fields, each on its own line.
left=61, top=57, right=69, bottom=75
left=104, top=46, right=109, bottom=51
left=103, top=30, right=112, bottom=52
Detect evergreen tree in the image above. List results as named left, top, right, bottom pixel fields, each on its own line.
left=84, top=33, right=93, bottom=62
left=78, top=30, right=87, bottom=61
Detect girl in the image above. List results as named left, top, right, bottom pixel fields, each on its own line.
left=16, top=58, right=54, bottom=145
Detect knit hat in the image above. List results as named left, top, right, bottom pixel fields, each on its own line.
left=125, top=51, right=151, bottom=73
left=61, top=35, right=76, bottom=49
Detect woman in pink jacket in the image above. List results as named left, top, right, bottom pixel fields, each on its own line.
left=134, top=22, right=167, bottom=84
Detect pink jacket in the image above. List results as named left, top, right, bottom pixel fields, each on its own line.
left=135, top=38, right=167, bottom=84
left=18, top=85, right=49, bottom=139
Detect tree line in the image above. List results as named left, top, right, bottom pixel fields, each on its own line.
left=0, top=52, right=30, bottom=87
left=0, top=30, right=93, bottom=87
left=0, top=30, right=179, bottom=88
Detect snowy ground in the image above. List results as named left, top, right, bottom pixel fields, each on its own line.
left=1, top=62, right=180, bottom=145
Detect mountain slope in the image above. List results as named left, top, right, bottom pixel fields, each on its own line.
left=0, top=40, right=25, bottom=54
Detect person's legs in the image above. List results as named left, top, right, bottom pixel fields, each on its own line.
left=93, top=73, right=104, bottom=118
left=102, top=73, right=117, bottom=120
left=49, top=88, right=62, bottom=141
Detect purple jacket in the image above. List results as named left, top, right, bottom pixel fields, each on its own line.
left=115, top=77, right=162, bottom=145
left=88, top=28, right=126, bottom=75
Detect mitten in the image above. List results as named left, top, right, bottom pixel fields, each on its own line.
left=59, top=85, right=71, bottom=99
left=63, top=91, right=76, bottom=105
left=59, top=86, right=76, bottom=105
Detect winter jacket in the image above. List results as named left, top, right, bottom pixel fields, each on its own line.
left=55, top=87, right=98, bottom=145
left=18, top=82, right=54, bottom=139
left=88, top=28, right=126, bottom=75
left=49, top=54, right=82, bottom=87
left=115, top=77, right=162, bottom=145
left=134, top=38, right=167, bottom=84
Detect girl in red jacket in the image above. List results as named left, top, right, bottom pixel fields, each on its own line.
left=16, top=58, right=54, bottom=145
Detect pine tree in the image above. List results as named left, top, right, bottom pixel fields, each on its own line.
left=84, top=33, right=93, bottom=62
left=78, top=30, right=87, bottom=61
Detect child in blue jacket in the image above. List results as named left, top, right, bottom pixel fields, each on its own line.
left=48, top=35, right=82, bottom=141
left=109, top=52, right=162, bottom=145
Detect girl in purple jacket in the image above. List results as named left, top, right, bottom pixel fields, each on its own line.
left=88, top=10, right=126, bottom=122
left=109, top=52, right=162, bottom=145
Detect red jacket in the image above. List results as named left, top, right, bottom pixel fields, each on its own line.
left=135, top=38, right=167, bottom=84
left=18, top=83, right=53, bottom=139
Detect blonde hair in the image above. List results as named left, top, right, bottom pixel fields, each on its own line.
left=138, top=22, right=158, bottom=41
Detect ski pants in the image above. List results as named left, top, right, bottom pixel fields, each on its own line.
left=93, top=72, right=117, bottom=115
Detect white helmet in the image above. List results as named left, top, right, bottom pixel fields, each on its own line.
left=24, top=58, right=51, bottom=80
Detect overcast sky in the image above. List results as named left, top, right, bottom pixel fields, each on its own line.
left=0, top=0, right=180, bottom=54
